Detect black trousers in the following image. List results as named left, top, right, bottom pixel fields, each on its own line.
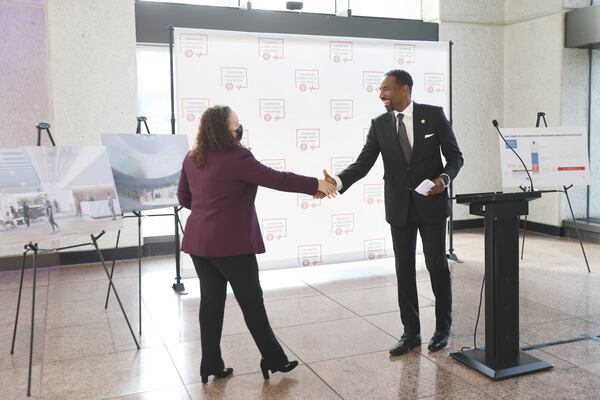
left=191, top=254, right=288, bottom=374
left=390, top=200, right=452, bottom=337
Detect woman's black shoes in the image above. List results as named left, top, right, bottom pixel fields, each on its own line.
left=260, top=359, right=299, bottom=380
left=201, top=367, right=234, bottom=384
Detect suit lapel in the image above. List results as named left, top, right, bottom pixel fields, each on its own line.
left=410, top=102, right=425, bottom=164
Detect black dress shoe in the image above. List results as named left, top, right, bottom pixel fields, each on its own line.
left=389, top=334, right=421, bottom=356
left=260, top=359, right=299, bottom=380
left=428, top=330, right=450, bottom=352
left=201, top=367, right=234, bottom=384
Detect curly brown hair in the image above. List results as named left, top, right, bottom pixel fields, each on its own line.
left=190, top=105, right=241, bottom=168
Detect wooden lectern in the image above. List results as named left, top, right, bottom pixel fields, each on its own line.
left=450, top=191, right=553, bottom=380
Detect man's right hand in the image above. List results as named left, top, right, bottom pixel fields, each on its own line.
left=315, top=169, right=338, bottom=199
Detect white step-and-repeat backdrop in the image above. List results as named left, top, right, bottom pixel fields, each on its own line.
left=174, top=27, right=450, bottom=269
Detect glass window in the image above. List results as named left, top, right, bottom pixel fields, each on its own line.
left=250, top=0, right=335, bottom=14
left=140, top=0, right=239, bottom=6
left=350, top=0, right=422, bottom=20
left=138, top=0, right=423, bottom=19
left=137, top=45, right=172, bottom=135
left=136, top=45, right=183, bottom=236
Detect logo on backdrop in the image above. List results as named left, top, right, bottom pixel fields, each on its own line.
left=394, top=44, right=415, bottom=65
left=295, top=70, right=320, bottom=92
left=331, top=214, right=355, bottom=236
left=259, top=99, right=286, bottom=122
left=262, top=218, right=288, bottom=241
left=298, top=244, right=322, bottom=266
left=364, top=239, right=386, bottom=260
left=221, top=67, right=248, bottom=91
left=424, top=73, right=445, bottom=94
left=181, top=98, right=210, bottom=122
left=259, top=38, right=284, bottom=61
left=330, top=100, right=353, bottom=121
left=296, top=129, right=320, bottom=151
left=330, top=41, right=353, bottom=63
left=180, top=33, right=208, bottom=58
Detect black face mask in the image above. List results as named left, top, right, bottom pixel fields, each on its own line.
left=235, top=124, right=244, bottom=141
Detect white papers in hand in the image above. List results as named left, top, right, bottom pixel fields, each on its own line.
left=415, top=179, right=435, bottom=196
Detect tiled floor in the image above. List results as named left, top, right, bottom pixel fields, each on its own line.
left=2, top=229, right=600, bottom=399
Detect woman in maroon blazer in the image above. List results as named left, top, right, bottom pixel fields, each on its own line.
left=178, top=105, right=336, bottom=384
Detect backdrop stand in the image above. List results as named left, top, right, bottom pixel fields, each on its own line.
left=446, top=41, right=461, bottom=263
left=169, top=26, right=187, bottom=293
left=518, top=112, right=590, bottom=273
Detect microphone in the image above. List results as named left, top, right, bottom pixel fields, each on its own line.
left=492, top=119, right=534, bottom=191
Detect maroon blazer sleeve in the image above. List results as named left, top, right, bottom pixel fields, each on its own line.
left=177, top=164, right=192, bottom=209
left=237, top=148, right=318, bottom=195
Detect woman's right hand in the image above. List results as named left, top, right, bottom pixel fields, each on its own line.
left=317, top=178, right=337, bottom=198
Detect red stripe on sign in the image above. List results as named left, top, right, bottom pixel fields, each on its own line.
left=557, top=166, right=586, bottom=171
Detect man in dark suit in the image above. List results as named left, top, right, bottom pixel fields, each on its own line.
left=325, top=70, right=463, bottom=355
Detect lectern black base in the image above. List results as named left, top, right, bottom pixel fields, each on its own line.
left=450, top=349, right=553, bottom=380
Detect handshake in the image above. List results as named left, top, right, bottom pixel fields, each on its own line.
left=315, top=169, right=338, bottom=200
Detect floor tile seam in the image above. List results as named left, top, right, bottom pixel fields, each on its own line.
left=35, top=282, right=50, bottom=398
left=46, top=294, right=163, bottom=360
left=520, top=292, right=598, bottom=317
left=298, top=274, right=401, bottom=298
left=43, top=304, right=153, bottom=332
left=294, top=279, right=404, bottom=342
left=303, top=281, right=396, bottom=296
left=162, top=342, right=196, bottom=400
left=306, top=347, right=446, bottom=368
left=417, top=349, right=506, bottom=391
left=2, top=282, right=49, bottom=397
left=413, top=383, right=487, bottom=399
left=40, top=341, right=166, bottom=366
left=47, top=272, right=145, bottom=287
left=274, top=334, right=345, bottom=400
left=267, top=314, right=359, bottom=331
left=519, top=317, right=600, bottom=342
left=37, top=343, right=185, bottom=384
left=469, top=364, right=587, bottom=389
left=101, top=383, right=192, bottom=400
left=519, top=316, right=592, bottom=331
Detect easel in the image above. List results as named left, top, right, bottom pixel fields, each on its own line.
left=519, top=112, right=590, bottom=273
left=104, top=116, right=187, bottom=337
left=36, top=122, right=55, bottom=146
left=10, top=123, right=139, bottom=397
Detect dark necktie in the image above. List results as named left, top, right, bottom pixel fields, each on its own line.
left=396, top=113, right=412, bottom=163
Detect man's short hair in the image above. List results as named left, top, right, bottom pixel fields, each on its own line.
left=385, top=70, right=413, bottom=93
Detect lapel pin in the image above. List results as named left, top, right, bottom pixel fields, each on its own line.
left=421, top=119, right=426, bottom=124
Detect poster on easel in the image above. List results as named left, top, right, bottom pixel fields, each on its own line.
left=101, top=134, right=190, bottom=213
left=498, top=127, right=591, bottom=188
left=0, top=146, right=122, bottom=246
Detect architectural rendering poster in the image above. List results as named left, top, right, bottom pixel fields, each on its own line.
left=0, top=146, right=122, bottom=246
left=101, top=133, right=190, bottom=213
